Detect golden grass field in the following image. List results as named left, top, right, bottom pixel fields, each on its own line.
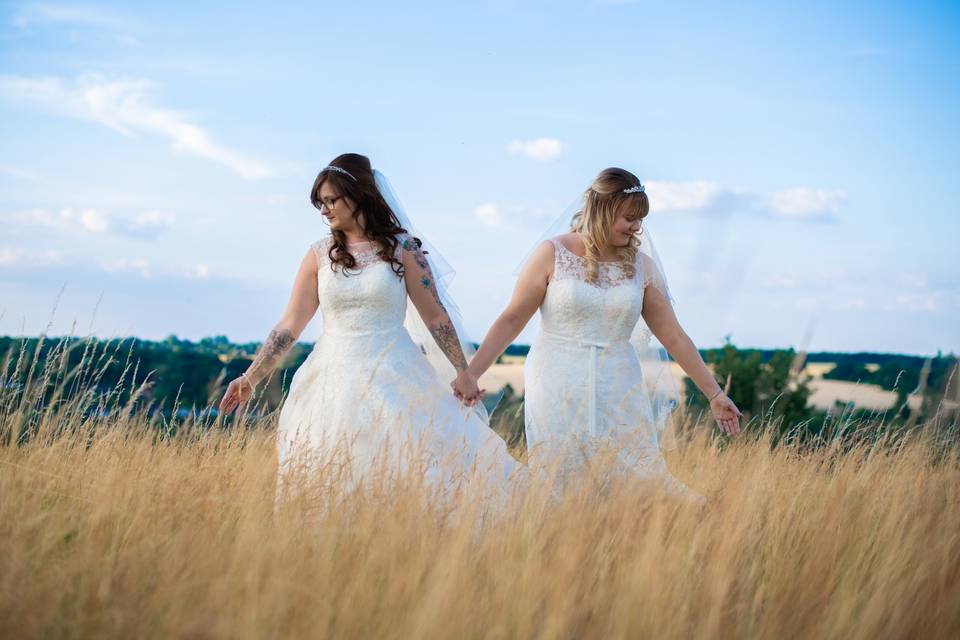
left=2, top=417, right=959, bottom=639
left=1, top=338, right=959, bottom=639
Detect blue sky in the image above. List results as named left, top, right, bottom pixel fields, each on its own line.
left=1, top=1, right=957, bottom=355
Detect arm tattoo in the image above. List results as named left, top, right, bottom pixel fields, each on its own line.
left=428, top=319, right=469, bottom=372
left=244, top=328, right=295, bottom=385
left=404, top=237, right=466, bottom=370
left=404, top=237, right=445, bottom=308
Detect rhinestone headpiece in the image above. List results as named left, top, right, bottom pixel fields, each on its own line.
left=321, top=165, right=357, bottom=181
left=623, top=184, right=645, bottom=194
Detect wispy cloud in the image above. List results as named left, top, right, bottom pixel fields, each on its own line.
left=0, top=247, right=61, bottom=267
left=0, top=74, right=273, bottom=179
left=644, top=180, right=844, bottom=221
left=471, top=201, right=550, bottom=229
left=770, top=187, right=847, bottom=220
left=99, top=258, right=212, bottom=281
left=9, top=207, right=176, bottom=240
left=12, top=3, right=139, bottom=44
left=646, top=181, right=744, bottom=213
left=0, top=164, right=40, bottom=181
left=473, top=202, right=503, bottom=227
left=0, top=249, right=210, bottom=281
left=506, top=137, right=563, bottom=161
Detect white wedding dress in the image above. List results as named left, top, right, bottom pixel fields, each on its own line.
left=523, top=238, right=702, bottom=499
left=276, top=233, right=519, bottom=492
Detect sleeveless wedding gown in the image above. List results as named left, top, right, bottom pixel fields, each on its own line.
left=276, top=233, right=519, bottom=492
left=523, top=238, right=703, bottom=500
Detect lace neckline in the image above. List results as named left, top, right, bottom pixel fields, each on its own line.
left=551, top=238, right=636, bottom=289
left=317, top=235, right=403, bottom=271
left=554, top=239, right=623, bottom=266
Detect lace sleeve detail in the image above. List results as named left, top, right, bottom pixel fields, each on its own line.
left=639, top=252, right=671, bottom=301
left=310, top=236, right=332, bottom=269
left=551, top=238, right=585, bottom=282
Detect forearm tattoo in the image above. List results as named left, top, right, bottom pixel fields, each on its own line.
left=429, top=319, right=469, bottom=372
left=244, top=328, right=295, bottom=385
left=402, top=237, right=466, bottom=371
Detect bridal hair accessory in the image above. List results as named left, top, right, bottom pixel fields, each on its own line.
left=321, top=165, right=357, bottom=181
left=623, top=184, right=645, bottom=194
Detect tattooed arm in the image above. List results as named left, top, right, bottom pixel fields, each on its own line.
left=219, top=247, right=320, bottom=414
left=242, top=327, right=297, bottom=386
left=400, top=236, right=469, bottom=374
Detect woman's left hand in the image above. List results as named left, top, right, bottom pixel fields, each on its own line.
left=710, top=393, right=743, bottom=436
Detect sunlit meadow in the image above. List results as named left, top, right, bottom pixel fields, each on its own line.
left=1, top=336, right=958, bottom=639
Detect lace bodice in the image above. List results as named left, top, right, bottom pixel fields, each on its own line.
left=540, top=238, right=660, bottom=345
left=310, top=236, right=408, bottom=336
left=551, top=240, right=637, bottom=290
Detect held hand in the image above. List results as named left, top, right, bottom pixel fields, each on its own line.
left=710, top=393, right=743, bottom=436
left=450, top=370, right=484, bottom=407
left=219, top=375, right=255, bottom=415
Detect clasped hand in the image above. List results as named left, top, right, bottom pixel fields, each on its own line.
left=451, top=370, right=484, bottom=407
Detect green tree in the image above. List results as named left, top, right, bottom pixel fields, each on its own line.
left=684, top=339, right=813, bottom=434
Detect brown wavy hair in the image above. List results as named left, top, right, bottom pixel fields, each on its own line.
left=570, top=167, right=650, bottom=284
left=310, top=153, right=420, bottom=278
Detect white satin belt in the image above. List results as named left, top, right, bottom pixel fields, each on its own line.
left=539, top=330, right=628, bottom=436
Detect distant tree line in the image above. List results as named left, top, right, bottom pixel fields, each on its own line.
left=2, top=335, right=956, bottom=434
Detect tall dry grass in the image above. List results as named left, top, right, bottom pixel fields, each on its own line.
left=1, top=337, right=959, bottom=639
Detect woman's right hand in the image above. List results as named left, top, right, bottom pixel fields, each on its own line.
left=219, top=375, right=255, bottom=415
left=451, top=370, right=484, bottom=407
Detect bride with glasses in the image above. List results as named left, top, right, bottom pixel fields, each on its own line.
left=219, top=153, right=519, bottom=493
left=454, top=167, right=742, bottom=499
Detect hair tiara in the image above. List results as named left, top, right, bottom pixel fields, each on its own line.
left=321, top=165, right=357, bottom=181
left=623, top=184, right=645, bottom=194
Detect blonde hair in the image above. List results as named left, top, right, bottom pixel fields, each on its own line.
left=570, top=167, right=650, bottom=284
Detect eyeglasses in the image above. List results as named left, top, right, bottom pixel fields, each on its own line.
left=319, top=194, right=344, bottom=210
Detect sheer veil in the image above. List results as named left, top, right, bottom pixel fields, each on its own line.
left=514, top=191, right=682, bottom=450
left=373, top=170, right=490, bottom=423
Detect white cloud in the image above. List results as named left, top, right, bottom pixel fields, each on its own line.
left=770, top=187, right=847, bottom=220
left=102, top=258, right=213, bottom=282
left=98, top=258, right=216, bottom=281
left=506, top=138, right=563, bottom=161
left=882, top=293, right=942, bottom=313
left=8, top=207, right=175, bottom=239
left=0, top=74, right=272, bottom=179
left=0, top=247, right=62, bottom=266
left=763, top=274, right=797, bottom=290
left=639, top=180, right=845, bottom=221
left=0, top=165, right=39, bottom=181
left=837, top=298, right=867, bottom=310
left=128, top=210, right=176, bottom=233
left=645, top=180, right=728, bottom=212
left=473, top=203, right=503, bottom=227
left=12, top=4, right=139, bottom=44
left=79, top=208, right=109, bottom=232
left=1, top=247, right=212, bottom=283
left=13, top=3, right=135, bottom=31
left=101, top=258, right=152, bottom=279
